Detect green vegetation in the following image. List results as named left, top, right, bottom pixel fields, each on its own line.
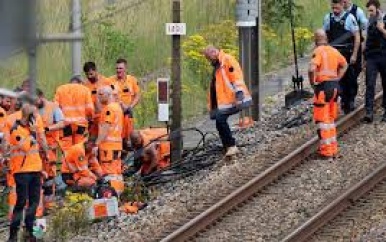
left=0, top=0, right=365, bottom=126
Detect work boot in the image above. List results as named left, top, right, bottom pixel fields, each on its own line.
left=225, top=146, right=239, bottom=157
left=7, top=227, right=18, bottom=242
left=23, top=229, right=37, bottom=242
left=362, top=113, right=373, bottom=123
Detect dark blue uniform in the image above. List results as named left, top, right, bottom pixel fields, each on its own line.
left=364, top=14, right=386, bottom=121
left=323, top=11, right=360, bottom=114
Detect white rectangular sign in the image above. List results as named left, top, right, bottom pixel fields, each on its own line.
left=166, top=23, right=186, bottom=36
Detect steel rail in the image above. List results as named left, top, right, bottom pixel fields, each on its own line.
left=160, top=92, right=382, bottom=242
left=282, top=154, right=386, bottom=242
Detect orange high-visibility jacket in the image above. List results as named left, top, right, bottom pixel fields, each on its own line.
left=99, top=102, right=123, bottom=151
left=84, top=75, right=112, bottom=106
left=54, top=83, right=94, bottom=126
left=207, top=50, right=252, bottom=114
left=40, top=101, right=60, bottom=146
left=109, top=75, right=140, bottom=106
left=311, top=45, right=347, bottom=83
left=5, top=111, right=45, bottom=144
left=9, top=121, right=43, bottom=173
left=64, top=143, right=97, bottom=181
left=139, top=127, right=170, bottom=160
left=140, top=128, right=168, bottom=146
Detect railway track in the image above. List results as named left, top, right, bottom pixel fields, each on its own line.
left=159, top=92, right=384, bottom=242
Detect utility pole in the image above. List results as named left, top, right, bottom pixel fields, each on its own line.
left=27, top=0, right=38, bottom=96
left=236, top=0, right=261, bottom=121
left=170, top=0, right=182, bottom=163
left=71, top=0, right=82, bottom=76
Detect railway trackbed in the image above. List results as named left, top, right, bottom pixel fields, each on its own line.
left=159, top=92, right=386, bottom=242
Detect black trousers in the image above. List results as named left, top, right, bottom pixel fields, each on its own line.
left=10, top=172, right=41, bottom=232
left=365, top=53, right=386, bottom=114
left=339, top=49, right=362, bottom=112
left=215, top=112, right=236, bottom=148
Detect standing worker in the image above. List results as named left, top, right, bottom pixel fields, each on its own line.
left=7, top=103, right=49, bottom=242
left=203, top=46, right=252, bottom=157
left=309, top=29, right=348, bottom=159
left=35, top=88, right=65, bottom=210
left=109, top=58, right=140, bottom=150
left=362, top=0, right=386, bottom=122
left=323, top=0, right=360, bottom=114
left=83, top=62, right=112, bottom=141
left=55, top=76, right=94, bottom=178
left=94, top=86, right=124, bottom=195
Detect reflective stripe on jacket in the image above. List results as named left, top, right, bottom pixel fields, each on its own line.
left=9, top=121, right=42, bottom=173
left=99, top=102, right=123, bottom=151
left=207, top=50, right=252, bottom=114
left=54, top=83, right=94, bottom=126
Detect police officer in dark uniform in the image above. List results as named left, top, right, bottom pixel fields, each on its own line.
left=362, top=0, right=386, bottom=122
left=323, top=0, right=361, bottom=114
left=343, top=0, right=368, bottom=108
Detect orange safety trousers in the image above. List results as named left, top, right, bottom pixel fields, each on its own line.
left=122, top=115, right=134, bottom=140
left=99, top=150, right=124, bottom=195
left=42, top=148, right=57, bottom=210
left=313, top=81, right=339, bottom=157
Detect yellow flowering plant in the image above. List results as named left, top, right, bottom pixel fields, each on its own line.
left=48, top=192, right=93, bottom=241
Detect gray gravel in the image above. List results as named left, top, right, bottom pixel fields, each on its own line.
left=195, top=112, right=386, bottom=241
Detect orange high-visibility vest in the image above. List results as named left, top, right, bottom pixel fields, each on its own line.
left=139, top=128, right=170, bottom=168
left=311, top=45, right=347, bottom=83
left=109, top=75, right=140, bottom=106
left=139, top=128, right=169, bottom=146
left=83, top=75, right=112, bottom=106
left=99, top=102, right=123, bottom=151
left=40, top=101, right=60, bottom=146
left=65, top=143, right=97, bottom=181
left=9, top=121, right=43, bottom=173
left=54, top=83, right=94, bottom=126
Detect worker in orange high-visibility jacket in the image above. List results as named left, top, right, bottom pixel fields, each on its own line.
left=130, top=128, right=170, bottom=175
left=35, top=88, right=65, bottom=210
left=55, top=75, right=94, bottom=177
left=83, top=62, right=112, bottom=141
left=93, top=86, right=124, bottom=195
left=62, top=141, right=102, bottom=188
left=309, top=29, right=348, bottom=159
left=109, top=58, right=140, bottom=150
left=203, top=46, right=252, bottom=157
left=6, top=103, right=49, bottom=242
left=4, top=107, right=46, bottom=221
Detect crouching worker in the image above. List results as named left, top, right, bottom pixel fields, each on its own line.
left=62, top=140, right=103, bottom=189
left=308, top=29, right=348, bottom=159
left=93, top=86, right=124, bottom=196
left=130, top=128, right=170, bottom=175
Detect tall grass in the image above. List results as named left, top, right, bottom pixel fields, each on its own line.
left=0, top=0, right=366, bottom=124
